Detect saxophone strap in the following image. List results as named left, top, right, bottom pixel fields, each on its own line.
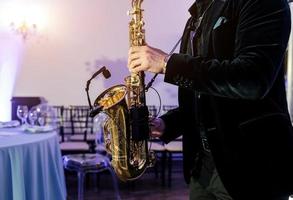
left=145, top=36, right=182, bottom=91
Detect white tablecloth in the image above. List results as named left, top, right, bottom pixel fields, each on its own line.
left=0, top=127, right=67, bottom=200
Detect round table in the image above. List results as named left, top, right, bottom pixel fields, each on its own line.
left=0, top=127, right=67, bottom=200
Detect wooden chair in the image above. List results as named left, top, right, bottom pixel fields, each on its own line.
left=146, top=105, right=168, bottom=185
left=68, top=105, right=95, bottom=143
left=147, top=105, right=159, bottom=118
left=162, top=105, right=177, bottom=114
left=164, top=137, right=183, bottom=187
left=52, top=105, right=65, bottom=142
left=148, top=140, right=167, bottom=186
left=52, top=106, right=91, bottom=154
left=162, top=105, right=183, bottom=187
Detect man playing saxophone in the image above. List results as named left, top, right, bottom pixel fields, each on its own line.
left=128, top=0, right=293, bottom=199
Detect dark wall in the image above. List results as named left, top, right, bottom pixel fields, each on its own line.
left=11, top=97, right=47, bottom=121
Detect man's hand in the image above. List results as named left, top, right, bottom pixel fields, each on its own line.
left=128, top=45, right=168, bottom=74
left=149, top=117, right=165, bottom=138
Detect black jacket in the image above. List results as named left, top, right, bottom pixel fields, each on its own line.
left=160, top=0, right=293, bottom=199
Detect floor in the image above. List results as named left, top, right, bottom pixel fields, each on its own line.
left=65, top=160, right=189, bottom=200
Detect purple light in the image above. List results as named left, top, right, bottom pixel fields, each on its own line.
left=0, top=34, right=23, bottom=121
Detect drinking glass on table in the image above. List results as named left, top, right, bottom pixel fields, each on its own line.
left=28, top=109, right=38, bottom=126
left=38, top=112, right=46, bottom=126
left=17, top=105, right=29, bottom=125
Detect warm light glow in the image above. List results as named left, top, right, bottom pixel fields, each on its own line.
left=0, top=2, right=48, bottom=121
left=0, top=3, right=48, bottom=39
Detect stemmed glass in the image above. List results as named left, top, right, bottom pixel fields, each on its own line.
left=28, top=109, right=38, bottom=126
left=17, top=105, right=29, bottom=126
left=38, top=112, right=46, bottom=126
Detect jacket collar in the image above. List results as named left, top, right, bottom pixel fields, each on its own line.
left=188, top=0, right=214, bottom=17
left=188, top=0, right=228, bottom=17
left=188, top=2, right=198, bottom=16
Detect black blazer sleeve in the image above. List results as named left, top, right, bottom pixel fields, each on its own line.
left=159, top=107, right=183, bottom=143
left=164, top=0, right=291, bottom=100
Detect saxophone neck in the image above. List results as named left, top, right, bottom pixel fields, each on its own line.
left=132, top=0, right=143, bottom=7
left=129, top=0, right=145, bottom=47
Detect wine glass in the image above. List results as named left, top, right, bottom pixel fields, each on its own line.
left=28, top=109, right=38, bottom=126
left=38, top=112, right=46, bottom=126
left=17, top=105, right=29, bottom=125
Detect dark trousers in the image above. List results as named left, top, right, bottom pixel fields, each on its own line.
left=189, top=169, right=233, bottom=200
left=189, top=155, right=291, bottom=200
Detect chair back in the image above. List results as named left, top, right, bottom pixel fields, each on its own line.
left=162, top=105, right=177, bottom=114
left=147, top=105, right=158, bottom=118
left=69, top=106, right=93, bottom=141
left=52, top=105, right=65, bottom=142
left=52, top=105, right=93, bottom=142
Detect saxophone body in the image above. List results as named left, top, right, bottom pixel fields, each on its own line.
left=93, top=0, right=155, bottom=181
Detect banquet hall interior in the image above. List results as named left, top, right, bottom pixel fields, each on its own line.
left=1, top=0, right=293, bottom=200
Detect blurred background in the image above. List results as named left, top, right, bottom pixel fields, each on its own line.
left=0, top=0, right=194, bottom=121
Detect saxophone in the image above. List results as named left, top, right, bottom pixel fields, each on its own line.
left=93, top=0, right=155, bottom=181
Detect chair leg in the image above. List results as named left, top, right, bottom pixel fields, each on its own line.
left=154, top=161, right=159, bottom=178
left=96, top=173, right=101, bottom=189
left=108, top=167, right=121, bottom=200
left=161, top=151, right=167, bottom=186
left=77, top=171, right=85, bottom=200
left=168, top=152, right=172, bottom=187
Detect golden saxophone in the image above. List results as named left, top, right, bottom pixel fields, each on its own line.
left=93, top=0, right=155, bottom=181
